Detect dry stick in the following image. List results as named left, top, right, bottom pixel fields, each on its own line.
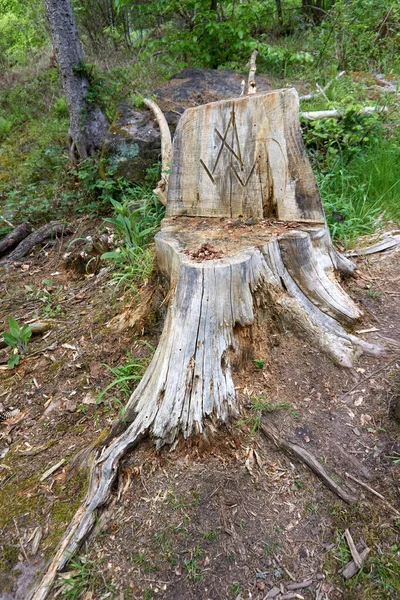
left=299, top=70, right=345, bottom=101
left=144, top=98, right=172, bottom=206
left=340, top=356, right=400, bottom=401
left=0, top=221, right=71, bottom=265
left=344, top=528, right=362, bottom=569
left=301, top=106, right=388, bottom=120
left=272, top=552, right=296, bottom=581
left=286, top=580, right=313, bottom=590
left=260, top=422, right=358, bottom=504
left=345, top=472, right=400, bottom=517
left=247, top=49, right=259, bottom=95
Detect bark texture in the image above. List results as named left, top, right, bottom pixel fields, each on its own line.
left=44, top=0, right=109, bottom=161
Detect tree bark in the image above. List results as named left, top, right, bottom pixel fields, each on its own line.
left=44, top=0, right=109, bottom=162
left=0, top=223, right=32, bottom=256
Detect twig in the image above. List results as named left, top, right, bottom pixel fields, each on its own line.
left=344, top=528, right=362, bottom=569
left=260, top=422, right=357, bottom=504
left=299, top=70, right=345, bottom=101
left=14, top=517, right=29, bottom=561
left=247, top=49, right=259, bottom=95
left=40, top=458, right=66, bottom=482
left=340, top=356, right=400, bottom=401
left=344, top=472, right=400, bottom=517
left=272, top=552, right=296, bottom=581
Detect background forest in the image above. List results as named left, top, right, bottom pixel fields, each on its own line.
left=0, top=0, right=399, bottom=247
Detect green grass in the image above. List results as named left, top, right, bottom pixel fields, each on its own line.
left=320, top=139, right=400, bottom=245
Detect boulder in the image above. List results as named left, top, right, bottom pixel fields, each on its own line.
left=101, top=67, right=271, bottom=184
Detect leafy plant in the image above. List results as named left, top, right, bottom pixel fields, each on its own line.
left=253, top=358, right=265, bottom=369
left=101, top=192, right=164, bottom=288
left=1, top=317, right=32, bottom=368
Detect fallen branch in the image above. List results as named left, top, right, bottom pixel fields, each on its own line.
left=144, top=98, right=171, bottom=206
left=260, top=422, right=357, bottom=504
left=345, top=472, right=400, bottom=517
left=346, top=231, right=400, bottom=257
left=247, top=49, right=259, bottom=95
left=300, top=106, right=387, bottom=120
left=0, top=222, right=71, bottom=265
left=299, top=71, right=345, bottom=101
left=0, top=223, right=32, bottom=256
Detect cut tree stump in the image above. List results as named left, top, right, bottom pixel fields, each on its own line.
left=30, top=88, right=384, bottom=600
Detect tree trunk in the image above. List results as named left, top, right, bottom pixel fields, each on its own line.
left=44, top=0, right=109, bottom=162
left=30, top=88, right=383, bottom=600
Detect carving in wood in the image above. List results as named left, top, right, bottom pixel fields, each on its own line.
left=167, top=88, right=325, bottom=222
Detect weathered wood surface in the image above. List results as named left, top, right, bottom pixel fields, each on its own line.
left=0, top=222, right=71, bottom=265
left=167, top=88, right=324, bottom=222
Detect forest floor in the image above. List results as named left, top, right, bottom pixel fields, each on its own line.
left=0, top=221, right=400, bottom=600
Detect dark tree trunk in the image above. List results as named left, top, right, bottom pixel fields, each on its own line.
left=44, top=0, right=109, bottom=162
left=275, top=0, right=283, bottom=26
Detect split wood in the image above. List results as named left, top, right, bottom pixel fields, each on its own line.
left=344, top=528, right=362, bottom=569
left=342, top=547, right=370, bottom=580
left=260, top=422, right=357, bottom=504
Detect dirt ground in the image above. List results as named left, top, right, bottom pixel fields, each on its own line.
left=0, top=223, right=399, bottom=600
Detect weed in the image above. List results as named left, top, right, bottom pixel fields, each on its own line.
left=385, top=451, right=400, bottom=465
left=98, top=354, right=149, bottom=405
left=183, top=545, right=205, bottom=582
left=238, top=395, right=292, bottom=435
left=253, top=358, right=265, bottom=369
left=1, top=317, right=32, bottom=368
left=201, top=529, right=217, bottom=542
left=230, top=582, right=242, bottom=597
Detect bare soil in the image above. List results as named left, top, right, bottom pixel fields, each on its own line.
left=0, top=223, right=399, bottom=600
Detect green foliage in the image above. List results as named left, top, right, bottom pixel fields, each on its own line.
left=101, top=191, right=164, bottom=288
left=98, top=353, right=149, bottom=404
left=1, top=317, right=32, bottom=368
left=238, top=395, right=292, bottom=435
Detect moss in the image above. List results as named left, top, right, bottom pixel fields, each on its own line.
left=1, top=544, right=19, bottom=565
left=0, top=473, right=44, bottom=528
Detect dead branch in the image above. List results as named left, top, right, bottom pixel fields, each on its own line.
left=0, top=222, right=71, bottom=265
left=300, top=106, right=387, bottom=120
left=299, top=71, right=345, bottom=101
left=247, top=49, right=259, bottom=95
left=345, top=472, right=400, bottom=517
left=260, top=422, right=358, bottom=504
left=0, top=223, right=32, bottom=256
left=144, top=98, right=171, bottom=206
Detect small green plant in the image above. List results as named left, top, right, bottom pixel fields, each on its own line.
left=101, top=193, right=164, bottom=289
left=1, top=317, right=32, bottom=368
left=230, top=582, right=242, bottom=597
left=238, top=395, right=292, bottom=435
left=253, top=358, right=265, bottom=369
left=385, top=452, right=400, bottom=465
left=183, top=545, right=205, bottom=581
left=57, top=557, right=95, bottom=599
left=97, top=354, right=149, bottom=404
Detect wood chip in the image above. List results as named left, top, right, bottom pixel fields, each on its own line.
left=40, top=459, right=66, bottom=482
left=342, top=547, right=370, bottom=579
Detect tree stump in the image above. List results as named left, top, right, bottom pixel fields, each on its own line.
left=30, top=88, right=383, bottom=600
